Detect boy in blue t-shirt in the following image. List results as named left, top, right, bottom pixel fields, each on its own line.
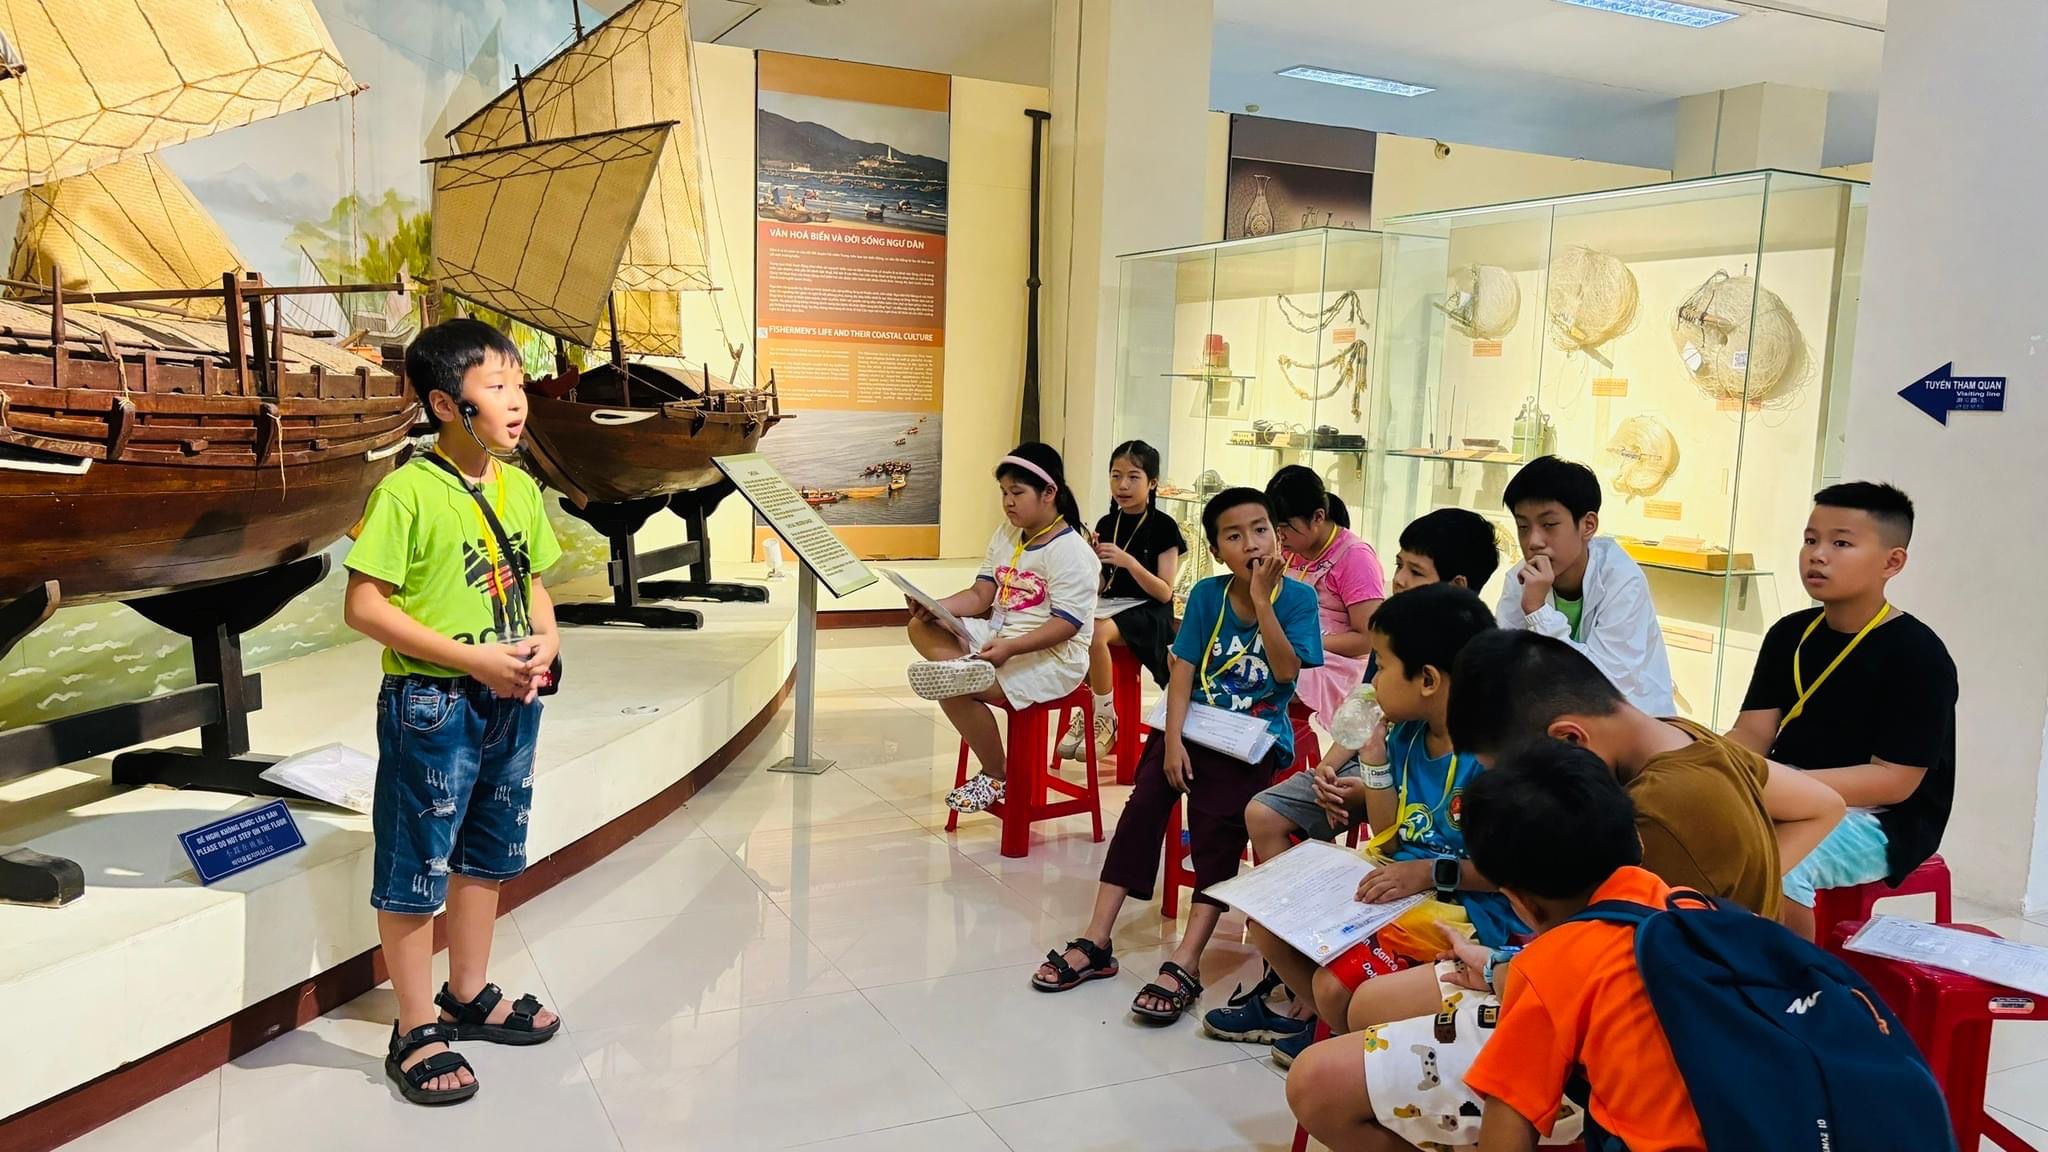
left=1211, top=584, right=1514, bottom=1062
left=1028, top=487, right=1322, bottom=1027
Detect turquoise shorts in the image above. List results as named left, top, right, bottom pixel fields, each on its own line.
left=1783, top=808, right=1890, bottom=908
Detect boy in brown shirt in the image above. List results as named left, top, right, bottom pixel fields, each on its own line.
left=1445, top=629, right=1845, bottom=915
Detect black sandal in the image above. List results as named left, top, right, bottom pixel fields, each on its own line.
left=386, top=1022, right=478, bottom=1107
left=1131, top=962, right=1203, bottom=1025
left=435, top=981, right=561, bottom=1046
left=1031, top=937, right=1119, bottom=992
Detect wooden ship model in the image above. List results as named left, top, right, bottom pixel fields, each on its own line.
left=0, top=0, right=418, bottom=906
left=430, top=0, right=781, bottom=627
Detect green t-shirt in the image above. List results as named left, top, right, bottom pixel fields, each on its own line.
left=344, top=455, right=563, bottom=677
left=1555, top=592, right=1585, bottom=642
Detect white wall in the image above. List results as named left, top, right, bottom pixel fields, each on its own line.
left=1842, top=0, right=2048, bottom=913
left=1371, top=134, right=1668, bottom=222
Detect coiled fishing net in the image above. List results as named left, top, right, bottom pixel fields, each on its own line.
left=1604, top=415, right=1680, bottom=500
left=1444, top=263, right=1521, bottom=340
left=1672, top=271, right=1811, bottom=408
left=1546, top=245, right=1638, bottom=354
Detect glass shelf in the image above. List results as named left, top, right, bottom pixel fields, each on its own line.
left=1384, top=447, right=1526, bottom=465
left=1163, top=372, right=1255, bottom=381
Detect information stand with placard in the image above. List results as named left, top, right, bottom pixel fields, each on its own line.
left=714, top=454, right=877, bottom=774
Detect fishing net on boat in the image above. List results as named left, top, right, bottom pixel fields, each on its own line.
left=1603, top=415, right=1681, bottom=500
left=1444, top=263, right=1521, bottom=340
left=1545, top=245, right=1638, bottom=354
left=1672, top=271, right=1811, bottom=409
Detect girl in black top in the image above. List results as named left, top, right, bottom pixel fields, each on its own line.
left=1060, top=441, right=1185, bottom=760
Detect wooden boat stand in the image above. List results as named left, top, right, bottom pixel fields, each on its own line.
left=551, top=478, right=769, bottom=631
left=0, top=555, right=330, bottom=907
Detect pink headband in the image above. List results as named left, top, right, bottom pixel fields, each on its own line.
left=999, top=454, right=1057, bottom=491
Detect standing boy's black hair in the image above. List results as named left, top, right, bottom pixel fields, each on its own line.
left=1447, top=629, right=1624, bottom=757
left=1108, top=439, right=1163, bottom=511
left=995, top=441, right=1084, bottom=532
left=402, top=317, right=523, bottom=428
left=1399, top=508, right=1502, bottom=589
left=1201, top=486, right=1271, bottom=547
left=1462, top=738, right=1643, bottom=900
left=1266, top=464, right=1350, bottom=530
left=1503, top=455, right=1602, bottom=522
left=1814, top=481, right=1916, bottom=546
left=1369, top=584, right=1496, bottom=682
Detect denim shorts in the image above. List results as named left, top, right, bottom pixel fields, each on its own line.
left=370, top=675, right=542, bottom=914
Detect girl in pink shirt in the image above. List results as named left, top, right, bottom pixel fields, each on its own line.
left=1266, top=466, right=1385, bottom=726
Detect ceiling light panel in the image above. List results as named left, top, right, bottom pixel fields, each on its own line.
left=1277, top=66, right=1434, bottom=97
left=1552, top=0, right=1740, bottom=28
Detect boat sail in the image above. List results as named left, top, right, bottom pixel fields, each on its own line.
left=0, top=0, right=416, bottom=608
left=430, top=0, right=781, bottom=509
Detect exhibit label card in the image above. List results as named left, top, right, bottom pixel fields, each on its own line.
left=716, top=453, right=877, bottom=599
left=179, top=800, right=305, bottom=886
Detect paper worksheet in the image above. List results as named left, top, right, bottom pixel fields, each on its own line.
left=1846, top=915, right=2048, bottom=997
left=1206, top=840, right=1427, bottom=965
left=882, top=569, right=976, bottom=650
left=1144, top=697, right=1276, bottom=763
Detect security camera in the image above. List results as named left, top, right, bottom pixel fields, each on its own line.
left=1435, top=141, right=1452, bottom=159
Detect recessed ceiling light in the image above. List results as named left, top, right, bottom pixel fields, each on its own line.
left=1552, top=0, right=1738, bottom=28
left=808, top=0, right=845, bottom=6
left=1277, top=66, right=1434, bottom=98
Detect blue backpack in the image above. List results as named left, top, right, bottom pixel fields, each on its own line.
left=1563, top=892, right=1956, bottom=1152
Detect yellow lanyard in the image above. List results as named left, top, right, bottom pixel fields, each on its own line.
left=1367, top=732, right=1459, bottom=855
left=1779, top=602, right=1890, bottom=734
left=997, top=518, right=1064, bottom=611
left=1101, top=508, right=1149, bottom=589
left=435, top=446, right=514, bottom=608
left=1289, top=524, right=1342, bottom=589
left=1197, top=577, right=1282, bottom=697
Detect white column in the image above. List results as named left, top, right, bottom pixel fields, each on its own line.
left=1672, top=82, right=1827, bottom=178
left=1042, top=0, right=1214, bottom=500
left=1842, top=0, right=2048, bottom=912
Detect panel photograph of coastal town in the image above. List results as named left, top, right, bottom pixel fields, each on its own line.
left=756, top=97, right=948, bottom=235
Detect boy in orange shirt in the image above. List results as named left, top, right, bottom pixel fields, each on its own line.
left=1460, top=740, right=1705, bottom=1152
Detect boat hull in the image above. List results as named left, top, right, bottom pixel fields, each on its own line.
left=523, top=392, right=778, bottom=506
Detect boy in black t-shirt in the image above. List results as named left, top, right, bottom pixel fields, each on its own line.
left=1728, top=482, right=1958, bottom=940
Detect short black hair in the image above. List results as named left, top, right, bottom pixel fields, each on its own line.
left=403, top=318, right=522, bottom=427
left=1503, top=455, right=1602, bottom=522
left=1447, top=629, right=1624, bottom=757
left=1399, top=508, right=1501, bottom=589
left=1463, top=739, right=1642, bottom=901
left=1265, top=464, right=1350, bottom=530
left=1370, top=584, right=1496, bottom=682
left=1815, top=481, right=1915, bottom=546
left=1202, top=486, right=1270, bottom=547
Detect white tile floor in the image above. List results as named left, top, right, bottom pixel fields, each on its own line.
left=51, top=629, right=2048, bottom=1151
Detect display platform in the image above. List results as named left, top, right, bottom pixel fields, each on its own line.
left=0, top=587, right=796, bottom=1135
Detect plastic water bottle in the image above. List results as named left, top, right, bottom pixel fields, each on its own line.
left=764, top=538, right=790, bottom=579
left=1331, top=683, right=1384, bottom=750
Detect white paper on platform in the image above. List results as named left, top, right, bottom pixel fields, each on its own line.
left=260, top=743, right=375, bottom=814
left=1846, top=915, right=2048, bottom=997
left=1206, top=840, right=1427, bottom=966
left=1144, top=697, right=1275, bottom=763
left=883, top=569, right=976, bottom=650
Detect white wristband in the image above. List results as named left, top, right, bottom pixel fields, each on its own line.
left=1361, top=763, right=1394, bottom=789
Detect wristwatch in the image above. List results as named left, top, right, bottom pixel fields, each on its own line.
left=1432, top=856, right=1460, bottom=897
left=1483, top=946, right=1522, bottom=995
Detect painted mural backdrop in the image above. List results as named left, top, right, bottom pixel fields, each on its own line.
left=754, top=53, right=948, bottom=559
left=0, top=0, right=615, bottom=733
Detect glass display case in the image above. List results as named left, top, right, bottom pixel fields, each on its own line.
left=1112, top=227, right=1386, bottom=604
left=1370, top=170, right=1869, bottom=726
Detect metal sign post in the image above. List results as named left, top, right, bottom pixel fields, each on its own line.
left=771, top=564, right=833, bottom=774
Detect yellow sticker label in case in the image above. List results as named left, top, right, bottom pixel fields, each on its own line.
left=1470, top=339, right=1503, bottom=358
left=1643, top=499, right=1683, bottom=521
left=1592, top=377, right=1629, bottom=397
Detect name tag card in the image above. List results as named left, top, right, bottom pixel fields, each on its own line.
left=179, top=800, right=306, bottom=886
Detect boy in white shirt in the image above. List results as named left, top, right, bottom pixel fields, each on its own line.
left=1496, top=456, right=1675, bottom=717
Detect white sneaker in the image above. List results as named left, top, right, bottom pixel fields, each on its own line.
left=908, top=658, right=997, bottom=701
left=1056, top=710, right=1087, bottom=760
left=1091, top=712, right=1118, bottom=758
left=947, top=773, right=1005, bottom=813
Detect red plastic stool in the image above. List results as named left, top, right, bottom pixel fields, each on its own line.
left=945, top=683, right=1104, bottom=858
left=1835, top=919, right=2040, bottom=1151
left=1108, top=643, right=1145, bottom=785
left=1815, top=855, right=1953, bottom=956
left=1161, top=703, right=1321, bottom=919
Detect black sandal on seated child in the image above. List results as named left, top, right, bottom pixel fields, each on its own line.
left=386, top=1022, right=478, bottom=1107
left=1131, top=961, right=1203, bottom=1025
left=1032, top=937, right=1119, bottom=991
left=436, top=981, right=561, bottom=1045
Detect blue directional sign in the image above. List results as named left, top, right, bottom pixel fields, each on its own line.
left=1899, top=362, right=2006, bottom=426
left=179, top=800, right=305, bottom=885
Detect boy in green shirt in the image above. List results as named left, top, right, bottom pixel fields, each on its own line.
left=343, top=318, right=564, bottom=1106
